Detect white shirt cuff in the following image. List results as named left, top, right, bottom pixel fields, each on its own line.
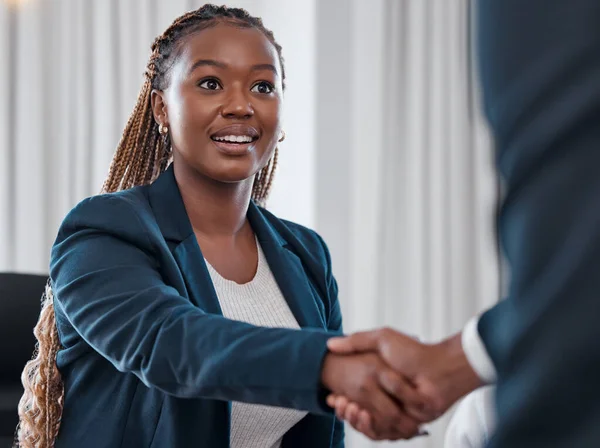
left=461, top=316, right=497, bottom=384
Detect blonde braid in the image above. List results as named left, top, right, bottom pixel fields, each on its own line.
left=261, top=147, right=279, bottom=202
left=16, top=30, right=171, bottom=448
left=253, top=148, right=279, bottom=207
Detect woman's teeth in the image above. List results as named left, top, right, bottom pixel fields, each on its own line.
left=213, top=135, right=254, bottom=143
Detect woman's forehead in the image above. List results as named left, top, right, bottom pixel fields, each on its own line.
left=176, top=23, right=280, bottom=73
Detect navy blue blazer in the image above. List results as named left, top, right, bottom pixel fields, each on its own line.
left=49, top=165, right=344, bottom=448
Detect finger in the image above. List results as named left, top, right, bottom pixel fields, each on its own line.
left=387, top=411, right=422, bottom=440
left=357, top=409, right=372, bottom=430
left=327, top=330, right=381, bottom=354
left=326, top=394, right=338, bottom=408
left=336, top=382, right=394, bottom=440
left=366, top=386, right=422, bottom=440
left=333, top=396, right=349, bottom=421
left=334, top=395, right=348, bottom=409
left=344, top=402, right=361, bottom=428
left=378, top=369, right=432, bottom=422
left=356, top=410, right=381, bottom=440
left=405, top=401, right=438, bottom=423
left=345, top=410, right=382, bottom=441
left=353, top=409, right=405, bottom=442
left=354, top=416, right=382, bottom=440
left=363, top=387, right=404, bottom=434
left=352, top=397, right=420, bottom=441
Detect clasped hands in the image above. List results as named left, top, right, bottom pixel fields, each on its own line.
left=319, top=328, right=483, bottom=441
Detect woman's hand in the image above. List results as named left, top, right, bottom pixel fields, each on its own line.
left=320, top=352, right=428, bottom=440
left=327, top=394, right=376, bottom=438
left=326, top=394, right=430, bottom=439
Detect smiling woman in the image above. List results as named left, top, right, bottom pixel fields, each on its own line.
left=149, top=20, right=285, bottom=193
left=12, top=4, right=415, bottom=448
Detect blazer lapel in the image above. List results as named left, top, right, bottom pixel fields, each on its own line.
left=248, top=203, right=327, bottom=330
left=147, top=165, right=222, bottom=314
left=147, top=167, right=325, bottom=329
left=172, top=236, right=223, bottom=314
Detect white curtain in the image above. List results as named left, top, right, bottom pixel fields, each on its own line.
left=314, top=1, right=499, bottom=447
left=0, top=0, right=317, bottom=273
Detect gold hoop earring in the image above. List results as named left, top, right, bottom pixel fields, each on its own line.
left=159, top=124, right=169, bottom=135
left=278, top=130, right=286, bottom=143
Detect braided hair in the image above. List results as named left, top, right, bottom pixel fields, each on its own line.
left=16, top=5, right=285, bottom=447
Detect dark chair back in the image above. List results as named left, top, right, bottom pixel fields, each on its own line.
left=0, top=272, right=48, bottom=442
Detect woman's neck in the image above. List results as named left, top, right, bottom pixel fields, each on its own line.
left=173, top=160, right=253, bottom=239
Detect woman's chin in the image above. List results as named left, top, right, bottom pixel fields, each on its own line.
left=208, top=166, right=259, bottom=184
left=177, top=154, right=263, bottom=185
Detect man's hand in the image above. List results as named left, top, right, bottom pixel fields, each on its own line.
left=320, top=351, right=429, bottom=440
left=326, top=328, right=484, bottom=436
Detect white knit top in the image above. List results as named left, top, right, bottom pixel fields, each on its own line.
left=205, top=241, right=308, bottom=448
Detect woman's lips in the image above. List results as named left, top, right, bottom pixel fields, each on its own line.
left=210, top=124, right=260, bottom=156
left=211, top=138, right=256, bottom=156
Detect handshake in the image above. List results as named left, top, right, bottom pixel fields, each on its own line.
left=320, top=328, right=483, bottom=441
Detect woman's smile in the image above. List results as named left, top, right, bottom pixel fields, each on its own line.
left=210, top=123, right=260, bottom=156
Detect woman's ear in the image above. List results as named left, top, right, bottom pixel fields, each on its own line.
left=150, top=89, right=169, bottom=127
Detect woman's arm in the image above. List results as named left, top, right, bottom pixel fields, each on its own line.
left=52, top=194, right=334, bottom=414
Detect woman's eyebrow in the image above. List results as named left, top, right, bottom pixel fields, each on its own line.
left=251, top=64, right=278, bottom=76
left=188, top=59, right=227, bottom=75
left=188, top=59, right=279, bottom=77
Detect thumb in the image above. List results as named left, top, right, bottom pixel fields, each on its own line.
left=327, top=330, right=380, bottom=354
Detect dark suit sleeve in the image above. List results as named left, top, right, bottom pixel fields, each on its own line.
left=51, top=195, right=334, bottom=414
left=476, top=298, right=510, bottom=369
left=476, top=1, right=600, bottom=446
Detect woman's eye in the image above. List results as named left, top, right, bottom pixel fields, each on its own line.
left=251, top=82, right=274, bottom=94
left=199, top=79, right=222, bottom=90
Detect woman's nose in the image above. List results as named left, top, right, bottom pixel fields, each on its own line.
left=221, top=89, right=254, bottom=118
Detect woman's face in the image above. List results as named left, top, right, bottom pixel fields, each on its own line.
left=154, top=23, right=283, bottom=184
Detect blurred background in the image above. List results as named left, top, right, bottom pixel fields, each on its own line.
left=0, top=0, right=500, bottom=446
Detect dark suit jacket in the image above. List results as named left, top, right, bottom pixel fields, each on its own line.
left=476, top=1, right=600, bottom=446
left=50, top=165, right=344, bottom=447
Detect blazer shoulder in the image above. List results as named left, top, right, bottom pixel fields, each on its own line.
left=282, top=219, right=328, bottom=251
left=258, top=207, right=331, bottom=262
left=283, top=218, right=334, bottom=275
left=55, top=186, right=154, bottom=247
left=67, top=185, right=153, bottom=218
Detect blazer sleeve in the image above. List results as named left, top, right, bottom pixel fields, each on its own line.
left=318, top=233, right=345, bottom=447
left=50, top=194, right=334, bottom=414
